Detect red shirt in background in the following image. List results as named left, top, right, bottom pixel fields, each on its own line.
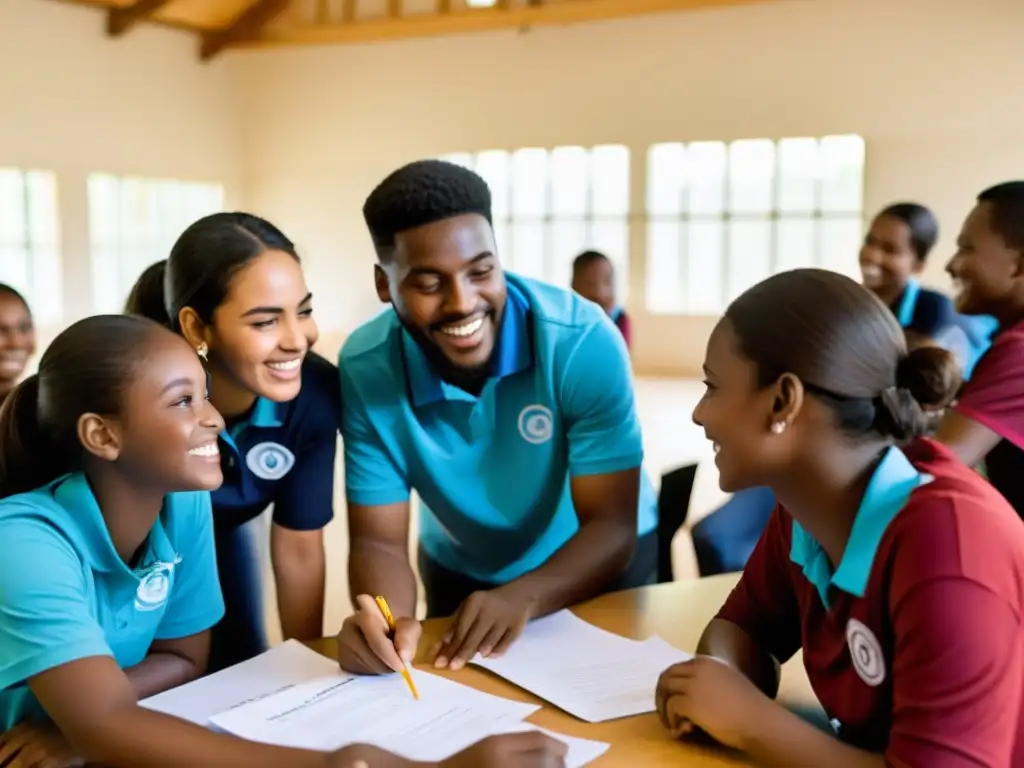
left=716, top=440, right=1024, bottom=767
left=954, top=320, right=1024, bottom=516
left=610, top=307, right=631, bottom=350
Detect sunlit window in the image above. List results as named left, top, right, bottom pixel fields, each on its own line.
left=441, top=145, right=630, bottom=297
left=88, top=174, right=224, bottom=313
left=645, top=135, right=865, bottom=314
left=0, top=169, right=61, bottom=326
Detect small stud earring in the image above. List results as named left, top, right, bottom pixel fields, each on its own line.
left=196, top=342, right=209, bottom=362
left=771, top=421, right=786, bottom=435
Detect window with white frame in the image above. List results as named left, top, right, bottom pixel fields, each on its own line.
left=88, top=174, right=225, bottom=314
left=0, top=169, right=62, bottom=327
left=440, top=145, right=630, bottom=298
left=645, top=135, right=865, bottom=315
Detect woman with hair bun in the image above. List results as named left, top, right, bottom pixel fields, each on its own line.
left=655, top=269, right=1024, bottom=766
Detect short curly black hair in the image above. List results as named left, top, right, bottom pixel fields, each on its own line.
left=363, top=160, right=492, bottom=256
left=978, top=181, right=1024, bottom=252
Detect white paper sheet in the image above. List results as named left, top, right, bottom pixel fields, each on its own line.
left=495, top=724, right=611, bottom=768
left=209, top=669, right=543, bottom=762
left=471, top=609, right=692, bottom=722
left=140, top=639, right=339, bottom=725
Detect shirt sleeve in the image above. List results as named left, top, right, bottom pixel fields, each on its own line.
left=340, top=366, right=410, bottom=507
left=0, top=519, right=113, bottom=689
left=714, top=508, right=803, bottom=665
left=155, top=493, right=225, bottom=640
left=886, top=577, right=1022, bottom=767
left=560, top=320, right=644, bottom=477
left=954, top=329, right=1024, bottom=449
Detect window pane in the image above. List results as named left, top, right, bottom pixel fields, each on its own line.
left=492, top=219, right=510, bottom=265
left=588, top=219, right=629, bottom=302
left=511, top=149, right=548, bottom=217
left=728, top=139, right=775, bottom=214
left=591, top=144, right=629, bottom=216
left=0, top=246, right=28, bottom=289
left=475, top=151, right=510, bottom=219
left=551, top=219, right=587, bottom=287
left=87, top=174, right=121, bottom=243
left=776, top=216, right=816, bottom=272
left=646, top=143, right=685, bottom=216
left=687, top=142, right=727, bottom=215
left=550, top=146, right=588, bottom=217
left=645, top=221, right=682, bottom=313
left=686, top=220, right=724, bottom=313
left=777, top=138, right=819, bottom=213
left=26, top=172, right=58, bottom=246
left=91, top=244, right=121, bottom=314
left=820, top=135, right=865, bottom=213
left=29, top=245, right=62, bottom=326
left=727, top=219, right=772, bottom=303
left=819, top=216, right=863, bottom=278
left=508, top=221, right=545, bottom=280
left=0, top=170, right=26, bottom=245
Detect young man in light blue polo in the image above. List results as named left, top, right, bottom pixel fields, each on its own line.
left=336, top=159, right=658, bottom=676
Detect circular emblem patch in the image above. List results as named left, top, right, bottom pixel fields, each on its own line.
left=135, top=562, right=175, bottom=612
left=518, top=405, right=554, bottom=445
left=846, top=618, right=886, bottom=687
left=246, top=442, right=296, bottom=481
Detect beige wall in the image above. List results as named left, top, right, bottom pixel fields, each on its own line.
left=234, top=0, right=1024, bottom=375
left=1, top=0, right=244, bottom=347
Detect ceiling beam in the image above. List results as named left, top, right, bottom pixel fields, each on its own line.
left=200, top=0, right=290, bottom=61
left=106, top=0, right=171, bottom=37
left=254, top=0, right=777, bottom=48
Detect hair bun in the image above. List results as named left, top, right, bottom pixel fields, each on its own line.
left=872, top=346, right=961, bottom=441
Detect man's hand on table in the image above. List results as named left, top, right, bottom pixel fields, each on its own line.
left=429, top=587, right=538, bottom=671
left=326, top=733, right=567, bottom=768
left=0, top=720, right=83, bottom=768
left=337, top=594, right=422, bottom=675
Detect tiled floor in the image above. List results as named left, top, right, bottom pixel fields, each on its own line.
left=253, top=378, right=724, bottom=642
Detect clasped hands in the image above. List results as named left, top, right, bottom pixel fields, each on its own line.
left=337, top=588, right=535, bottom=675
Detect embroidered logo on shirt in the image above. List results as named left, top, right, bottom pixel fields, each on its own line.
left=846, top=618, right=886, bottom=687
left=517, top=405, right=554, bottom=445
left=134, top=555, right=181, bottom=612
left=246, top=441, right=296, bottom=481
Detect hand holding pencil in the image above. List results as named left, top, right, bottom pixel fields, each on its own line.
left=337, top=593, right=422, bottom=680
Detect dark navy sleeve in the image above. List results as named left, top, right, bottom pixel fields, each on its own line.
left=909, top=288, right=955, bottom=338
left=271, top=353, right=341, bottom=532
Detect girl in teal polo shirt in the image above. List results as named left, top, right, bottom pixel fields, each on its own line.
left=655, top=270, right=1024, bottom=766
left=0, top=315, right=564, bottom=768
left=126, top=213, right=341, bottom=671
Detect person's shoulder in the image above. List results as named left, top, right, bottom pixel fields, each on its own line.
left=295, top=351, right=342, bottom=412
left=508, top=273, right=607, bottom=335
left=339, top=308, right=401, bottom=364
left=885, top=440, right=1024, bottom=588
left=162, top=490, right=213, bottom=541
left=0, top=489, right=81, bottom=573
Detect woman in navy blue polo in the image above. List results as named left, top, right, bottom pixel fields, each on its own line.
left=126, top=213, right=341, bottom=670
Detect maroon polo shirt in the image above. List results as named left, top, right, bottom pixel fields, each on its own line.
left=716, top=439, right=1024, bottom=766
left=955, top=321, right=1024, bottom=517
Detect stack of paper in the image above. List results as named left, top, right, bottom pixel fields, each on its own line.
left=141, top=640, right=610, bottom=768
left=471, top=609, right=692, bottom=722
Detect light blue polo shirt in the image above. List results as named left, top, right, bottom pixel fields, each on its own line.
left=0, top=473, right=224, bottom=729
left=340, top=273, right=658, bottom=583
left=790, top=446, right=932, bottom=609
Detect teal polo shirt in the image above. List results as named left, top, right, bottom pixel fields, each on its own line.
left=340, top=273, right=658, bottom=583
left=790, top=445, right=932, bottom=609
left=0, top=473, right=224, bottom=729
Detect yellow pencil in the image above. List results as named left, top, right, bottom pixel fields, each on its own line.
left=374, top=595, right=420, bottom=700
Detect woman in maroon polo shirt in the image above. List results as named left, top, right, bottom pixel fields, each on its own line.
left=933, top=181, right=1024, bottom=518
left=656, top=269, right=1024, bottom=766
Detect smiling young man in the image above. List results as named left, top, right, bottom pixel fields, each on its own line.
left=933, top=181, right=1024, bottom=518
left=336, top=160, right=657, bottom=675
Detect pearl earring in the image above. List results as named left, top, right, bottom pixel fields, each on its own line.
left=771, top=421, right=786, bottom=435
left=196, top=342, right=209, bottom=362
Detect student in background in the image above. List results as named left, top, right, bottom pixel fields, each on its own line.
left=125, top=213, right=340, bottom=671
left=0, top=284, right=36, bottom=407
left=0, top=319, right=558, bottom=768
left=656, top=269, right=1024, bottom=766
left=337, top=160, right=656, bottom=677
left=934, top=181, right=1024, bottom=518
left=570, top=250, right=630, bottom=349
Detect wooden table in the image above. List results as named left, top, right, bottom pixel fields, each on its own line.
left=311, top=574, right=820, bottom=766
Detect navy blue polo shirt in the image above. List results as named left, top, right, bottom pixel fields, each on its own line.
left=212, top=352, right=341, bottom=531
left=892, top=279, right=955, bottom=338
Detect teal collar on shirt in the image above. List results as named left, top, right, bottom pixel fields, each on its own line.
left=790, top=446, right=932, bottom=609
left=895, top=278, right=921, bottom=328
left=222, top=396, right=283, bottom=446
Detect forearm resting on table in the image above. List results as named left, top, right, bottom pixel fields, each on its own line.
left=697, top=619, right=781, bottom=699
left=349, top=537, right=418, bottom=618
left=502, top=517, right=635, bottom=617
left=125, top=653, right=201, bottom=701
left=744, top=703, right=883, bottom=768
left=273, top=529, right=327, bottom=641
